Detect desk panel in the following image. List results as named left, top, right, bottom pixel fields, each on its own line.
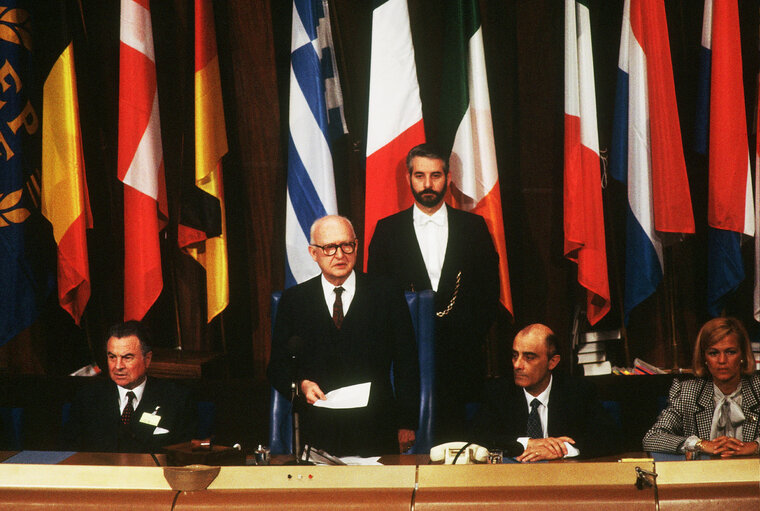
left=657, top=483, right=760, bottom=511
left=654, top=458, right=760, bottom=511
left=413, top=486, right=655, bottom=511
left=414, top=461, right=657, bottom=510
left=175, top=488, right=411, bottom=511
left=0, top=489, right=178, bottom=510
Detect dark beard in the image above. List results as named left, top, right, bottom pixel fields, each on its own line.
left=412, top=183, right=446, bottom=208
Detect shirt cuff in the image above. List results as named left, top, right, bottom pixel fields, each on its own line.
left=518, top=437, right=580, bottom=458
left=681, top=435, right=700, bottom=453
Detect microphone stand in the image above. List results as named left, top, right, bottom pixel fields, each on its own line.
left=287, top=358, right=312, bottom=465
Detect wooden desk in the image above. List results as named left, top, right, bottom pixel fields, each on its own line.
left=1, top=452, right=758, bottom=510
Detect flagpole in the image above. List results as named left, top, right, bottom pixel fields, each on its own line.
left=663, top=245, right=679, bottom=369
left=601, top=153, right=631, bottom=368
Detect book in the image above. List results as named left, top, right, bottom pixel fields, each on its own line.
left=577, top=341, right=606, bottom=354
left=633, top=358, right=666, bottom=375
left=577, top=351, right=607, bottom=364
left=583, top=361, right=612, bottom=376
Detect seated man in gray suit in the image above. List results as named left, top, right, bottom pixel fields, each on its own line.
left=64, top=321, right=197, bottom=453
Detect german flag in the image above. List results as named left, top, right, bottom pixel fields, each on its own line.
left=36, top=0, right=92, bottom=324
left=178, top=0, right=229, bottom=322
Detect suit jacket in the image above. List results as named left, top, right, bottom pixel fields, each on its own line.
left=367, top=206, right=499, bottom=408
left=470, top=374, right=617, bottom=459
left=63, top=376, right=197, bottom=453
left=267, top=272, right=420, bottom=456
left=642, top=375, right=760, bottom=453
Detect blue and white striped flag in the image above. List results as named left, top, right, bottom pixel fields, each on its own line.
left=285, top=0, right=347, bottom=287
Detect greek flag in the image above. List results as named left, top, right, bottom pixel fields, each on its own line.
left=285, top=0, right=347, bottom=287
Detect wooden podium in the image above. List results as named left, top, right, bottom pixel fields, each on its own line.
left=146, top=349, right=224, bottom=379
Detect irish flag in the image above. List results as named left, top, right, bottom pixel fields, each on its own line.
left=438, top=0, right=512, bottom=315
left=563, top=0, right=609, bottom=325
left=364, top=0, right=425, bottom=267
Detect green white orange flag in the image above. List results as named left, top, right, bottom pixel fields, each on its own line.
left=563, top=0, right=609, bottom=324
left=39, top=0, right=92, bottom=324
left=439, top=0, right=512, bottom=315
left=178, top=0, right=229, bottom=322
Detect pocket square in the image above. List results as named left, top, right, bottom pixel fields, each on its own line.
left=154, top=427, right=170, bottom=435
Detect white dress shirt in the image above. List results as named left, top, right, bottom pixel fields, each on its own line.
left=320, top=270, right=356, bottom=316
left=412, top=204, right=448, bottom=291
left=117, top=378, right=146, bottom=414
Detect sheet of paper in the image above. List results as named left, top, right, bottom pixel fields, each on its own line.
left=312, top=382, right=371, bottom=409
left=339, top=456, right=382, bottom=465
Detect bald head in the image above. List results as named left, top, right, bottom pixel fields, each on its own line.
left=515, top=324, right=558, bottom=357
left=308, top=215, right=359, bottom=286
left=310, top=215, right=355, bottom=244
left=512, top=323, right=560, bottom=396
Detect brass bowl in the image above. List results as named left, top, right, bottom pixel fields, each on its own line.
left=163, top=464, right=220, bottom=491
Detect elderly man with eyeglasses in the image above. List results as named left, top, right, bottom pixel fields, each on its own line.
left=267, top=215, right=420, bottom=457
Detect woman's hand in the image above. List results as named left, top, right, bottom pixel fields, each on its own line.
left=700, top=436, right=758, bottom=457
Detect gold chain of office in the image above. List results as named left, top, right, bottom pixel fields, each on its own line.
left=436, top=271, right=461, bottom=318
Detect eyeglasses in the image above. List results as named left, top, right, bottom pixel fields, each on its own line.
left=310, top=240, right=358, bottom=256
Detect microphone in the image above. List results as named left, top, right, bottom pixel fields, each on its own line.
left=503, top=440, right=525, bottom=458
left=287, top=335, right=305, bottom=382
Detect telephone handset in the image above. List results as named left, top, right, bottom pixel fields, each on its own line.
left=429, top=441, right=489, bottom=464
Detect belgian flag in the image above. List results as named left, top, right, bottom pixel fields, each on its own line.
left=36, top=0, right=92, bottom=324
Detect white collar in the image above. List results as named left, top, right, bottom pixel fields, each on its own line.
left=523, top=374, right=553, bottom=408
left=320, top=270, right=356, bottom=295
left=413, top=203, right=447, bottom=226
left=117, top=377, right=147, bottom=405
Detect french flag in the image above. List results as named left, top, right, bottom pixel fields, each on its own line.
left=697, top=0, right=754, bottom=317
left=364, top=0, right=425, bottom=268
left=564, top=0, right=610, bottom=325
left=610, top=0, right=694, bottom=324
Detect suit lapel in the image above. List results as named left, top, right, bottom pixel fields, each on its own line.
left=342, top=272, right=366, bottom=327
left=402, top=207, right=433, bottom=290
left=546, top=378, right=566, bottom=437
left=694, top=379, right=714, bottom=439
left=509, top=385, right=530, bottom=436
left=740, top=377, right=760, bottom=442
left=436, top=205, right=464, bottom=309
left=305, top=276, right=335, bottom=329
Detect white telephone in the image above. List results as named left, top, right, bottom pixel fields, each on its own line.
left=429, top=441, right=489, bottom=464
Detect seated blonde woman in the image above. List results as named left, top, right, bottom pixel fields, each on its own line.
left=643, top=317, right=760, bottom=457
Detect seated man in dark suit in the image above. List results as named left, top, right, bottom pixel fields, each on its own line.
left=268, top=215, right=420, bottom=457
left=471, top=324, right=615, bottom=461
left=64, top=321, right=197, bottom=453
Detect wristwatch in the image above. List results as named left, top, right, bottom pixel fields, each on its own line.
left=695, top=439, right=704, bottom=452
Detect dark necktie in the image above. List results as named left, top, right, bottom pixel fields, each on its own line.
left=526, top=398, right=543, bottom=439
left=332, top=286, right=344, bottom=328
left=121, top=391, right=135, bottom=425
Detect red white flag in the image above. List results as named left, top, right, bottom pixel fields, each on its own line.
left=364, top=0, right=425, bottom=266
left=118, top=0, right=167, bottom=320
left=564, top=0, right=610, bottom=325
